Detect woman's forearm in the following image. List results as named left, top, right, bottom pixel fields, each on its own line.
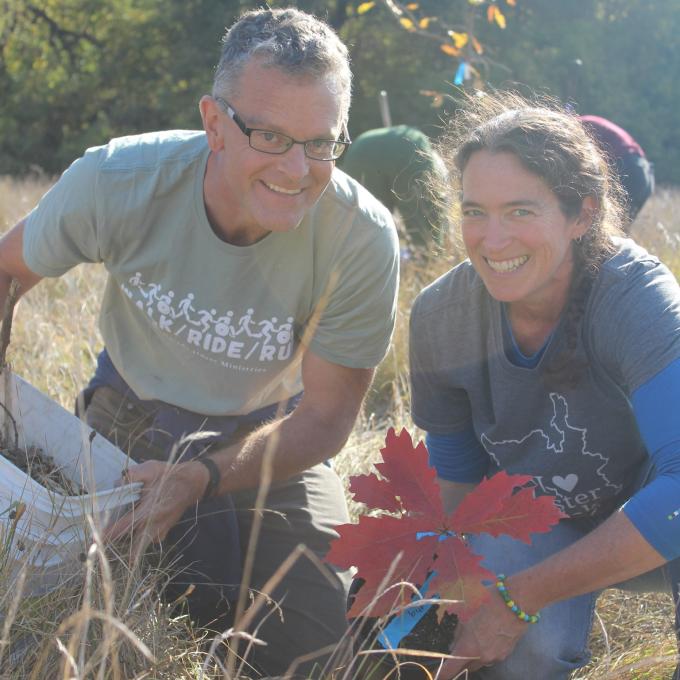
left=506, top=509, right=666, bottom=615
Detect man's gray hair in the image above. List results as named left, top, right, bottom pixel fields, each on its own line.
left=213, top=7, right=352, bottom=122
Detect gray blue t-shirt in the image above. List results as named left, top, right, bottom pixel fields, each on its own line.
left=410, top=238, right=680, bottom=520
left=24, top=130, right=400, bottom=415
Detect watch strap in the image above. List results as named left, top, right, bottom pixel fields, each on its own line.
left=195, top=456, right=220, bottom=502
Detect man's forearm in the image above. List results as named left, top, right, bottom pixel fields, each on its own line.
left=185, top=399, right=359, bottom=499
left=0, top=220, right=43, bottom=308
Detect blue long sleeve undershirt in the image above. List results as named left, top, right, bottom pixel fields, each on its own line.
left=426, top=356, right=680, bottom=561
left=624, top=357, right=680, bottom=560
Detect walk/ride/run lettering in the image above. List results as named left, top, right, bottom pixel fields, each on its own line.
left=121, top=272, right=295, bottom=364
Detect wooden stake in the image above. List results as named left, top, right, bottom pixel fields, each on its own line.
left=0, top=279, right=20, bottom=369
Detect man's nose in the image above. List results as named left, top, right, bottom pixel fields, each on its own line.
left=279, top=142, right=310, bottom=180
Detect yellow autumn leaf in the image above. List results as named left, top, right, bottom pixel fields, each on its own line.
left=419, top=16, right=433, bottom=29
left=506, top=0, right=517, bottom=5
left=472, top=36, right=484, bottom=54
left=448, top=30, right=469, bottom=48
left=406, top=2, right=419, bottom=9
left=356, top=1, right=376, bottom=14
left=468, top=0, right=484, bottom=5
left=420, top=89, right=444, bottom=108
left=400, top=17, right=415, bottom=30
left=440, top=43, right=461, bottom=57
left=494, top=7, right=507, bottom=28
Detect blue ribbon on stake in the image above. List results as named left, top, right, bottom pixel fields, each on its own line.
left=377, top=531, right=453, bottom=649
left=454, top=60, right=467, bottom=86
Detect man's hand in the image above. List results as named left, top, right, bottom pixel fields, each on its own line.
left=102, top=351, right=372, bottom=556
left=440, top=584, right=530, bottom=678
left=104, top=459, right=208, bottom=553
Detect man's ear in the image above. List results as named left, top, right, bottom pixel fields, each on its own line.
left=574, top=195, right=598, bottom=239
left=199, top=95, right=224, bottom=152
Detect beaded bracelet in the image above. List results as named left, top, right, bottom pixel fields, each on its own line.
left=495, top=574, right=540, bottom=624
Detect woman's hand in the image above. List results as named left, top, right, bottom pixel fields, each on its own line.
left=440, top=584, right=532, bottom=678
left=103, top=459, right=208, bottom=554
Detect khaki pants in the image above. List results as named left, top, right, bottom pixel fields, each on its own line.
left=82, top=385, right=352, bottom=678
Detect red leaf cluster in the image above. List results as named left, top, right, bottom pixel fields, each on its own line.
left=326, top=428, right=564, bottom=622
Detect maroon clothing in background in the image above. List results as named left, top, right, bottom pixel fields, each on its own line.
left=580, top=114, right=645, bottom=157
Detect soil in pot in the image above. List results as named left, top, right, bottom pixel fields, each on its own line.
left=348, top=577, right=458, bottom=680
left=1, top=436, right=85, bottom=497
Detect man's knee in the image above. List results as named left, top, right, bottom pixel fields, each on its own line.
left=229, top=468, right=351, bottom=673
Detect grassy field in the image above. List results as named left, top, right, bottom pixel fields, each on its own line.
left=0, top=175, right=678, bottom=678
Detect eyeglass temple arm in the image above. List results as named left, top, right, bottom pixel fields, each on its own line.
left=342, top=122, right=352, bottom=144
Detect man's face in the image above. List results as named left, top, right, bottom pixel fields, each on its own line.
left=203, top=60, right=344, bottom=246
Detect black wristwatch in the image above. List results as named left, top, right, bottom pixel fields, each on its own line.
left=195, top=456, right=220, bottom=502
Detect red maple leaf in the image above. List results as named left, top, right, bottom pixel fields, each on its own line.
left=348, top=474, right=402, bottom=514
left=326, top=427, right=565, bottom=622
left=428, top=536, right=496, bottom=622
left=328, top=513, right=438, bottom=618
left=349, top=428, right=443, bottom=516
left=447, top=469, right=533, bottom=532
left=451, top=475, right=564, bottom=544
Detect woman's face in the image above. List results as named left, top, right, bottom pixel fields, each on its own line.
left=461, top=150, right=589, bottom=314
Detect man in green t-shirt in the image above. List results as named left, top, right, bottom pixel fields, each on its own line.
left=0, top=8, right=399, bottom=677
left=341, top=124, right=450, bottom=250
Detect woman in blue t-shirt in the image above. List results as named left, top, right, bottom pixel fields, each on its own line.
left=409, top=92, right=680, bottom=679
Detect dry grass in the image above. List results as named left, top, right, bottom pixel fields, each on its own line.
left=1, top=176, right=679, bottom=678
left=632, top=187, right=680, bottom=275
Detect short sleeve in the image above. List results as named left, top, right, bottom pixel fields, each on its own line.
left=307, top=211, right=400, bottom=369
left=590, top=253, right=680, bottom=393
left=409, top=290, right=473, bottom=434
left=23, top=146, right=104, bottom=276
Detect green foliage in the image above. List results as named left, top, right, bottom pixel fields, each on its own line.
left=1, top=0, right=680, bottom=183
left=341, top=4, right=454, bottom=138
left=0, top=0, right=246, bottom=175
left=472, top=0, right=680, bottom=183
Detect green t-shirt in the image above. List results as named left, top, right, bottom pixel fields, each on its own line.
left=24, top=130, right=399, bottom=415
left=340, top=125, right=448, bottom=246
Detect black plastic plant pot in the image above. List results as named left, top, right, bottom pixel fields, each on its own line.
left=347, top=578, right=458, bottom=680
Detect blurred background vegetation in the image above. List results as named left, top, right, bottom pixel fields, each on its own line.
left=2, top=3, right=680, bottom=675
left=1, top=0, right=678, bottom=184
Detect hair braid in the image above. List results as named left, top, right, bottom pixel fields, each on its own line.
left=543, top=239, right=609, bottom=388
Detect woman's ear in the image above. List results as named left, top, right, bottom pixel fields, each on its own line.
left=199, top=95, right=225, bottom=152
left=574, top=195, right=598, bottom=239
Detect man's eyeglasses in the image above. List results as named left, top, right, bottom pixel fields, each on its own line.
left=215, top=97, right=351, bottom=161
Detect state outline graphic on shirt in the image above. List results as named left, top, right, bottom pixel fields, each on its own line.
left=480, top=393, right=623, bottom=514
